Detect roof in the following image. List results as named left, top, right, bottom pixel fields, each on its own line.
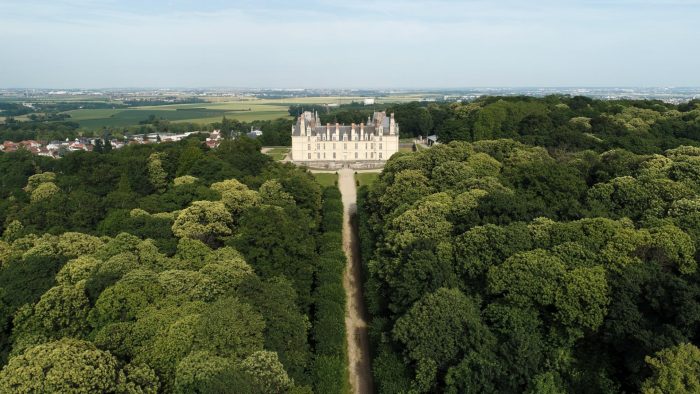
left=292, top=110, right=397, bottom=138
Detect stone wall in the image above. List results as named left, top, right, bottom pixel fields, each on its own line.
left=298, top=161, right=386, bottom=170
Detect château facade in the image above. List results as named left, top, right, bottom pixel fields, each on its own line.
left=291, top=111, right=399, bottom=168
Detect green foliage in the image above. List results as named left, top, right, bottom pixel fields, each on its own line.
left=147, top=152, right=168, bottom=193
left=172, top=201, right=233, bottom=246
left=240, top=350, right=294, bottom=393
left=642, top=343, right=700, bottom=394
left=0, top=137, right=333, bottom=391
left=0, top=338, right=125, bottom=393
left=309, top=186, right=348, bottom=393
left=361, top=138, right=700, bottom=393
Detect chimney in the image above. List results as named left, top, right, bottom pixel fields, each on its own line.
left=360, top=122, right=365, bottom=140
left=351, top=123, right=356, bottom=140
left=389, top=112, right=396, bottom=135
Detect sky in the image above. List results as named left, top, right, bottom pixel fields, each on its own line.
left=0, top=0, right=699, bottom=88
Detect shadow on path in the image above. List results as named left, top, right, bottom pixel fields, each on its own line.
left=338, top=168, right=374, bottom=394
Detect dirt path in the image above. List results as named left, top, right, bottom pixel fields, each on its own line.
left=337, top=168, right=374, bottom=394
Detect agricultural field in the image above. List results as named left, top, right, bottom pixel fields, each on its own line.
left=63, top=100, right=290, bottom=128
left=58, top=95, right=421, bottom=129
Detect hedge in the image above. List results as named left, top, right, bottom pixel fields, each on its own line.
left=311, top=186, right=348, bottom=393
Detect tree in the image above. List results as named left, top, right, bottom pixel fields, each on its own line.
left=172, top=201, right=233, bottom=246
left=240, top=350, right=294, bottom=393
left=259, top=180, right=295, bottom=208
left=195, top=296, right=265, bottom=359
left=104, top=138, right=113, bottom=152
left=642, top=343, right=700, bottom=394
left=147, top=152, right=168, bottom=193
left=174, top=351, right=235, bottom=394
left=393, top=288, right=495, bottom=380
left=0, top=338, right=121, bottom=393
left=29, top=182, right=60, bottom=203
left=13, top=282, right=91, bottom=344
left=234, top=205, right=316, bottom=310
left=210, top=178, right=260, bottom=216
left=94, top=138, right=104, bottom=153
left=89, top=269, right=164, bottom=328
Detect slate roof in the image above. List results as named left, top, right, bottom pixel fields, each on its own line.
left=292, top=111, right=395, bottom=138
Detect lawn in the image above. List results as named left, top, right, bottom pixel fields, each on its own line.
left=355, top=173, right=379, bottom=187
left=262, top=147, right=290, bottom=161
left=268, top=153, right=287, bottom=161
left=266, top=148, right=290, bottom=154
left=313, top=173, right=338, bottom=187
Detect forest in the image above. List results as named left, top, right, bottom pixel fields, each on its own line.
left=317, top=96, right=700, bottom=154
left=2, top=95, right=700, bottom=393
left=0, top=137, right=347, bottom=392
left=358, top=136, right=700, bottom=392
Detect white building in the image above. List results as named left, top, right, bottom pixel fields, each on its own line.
left=291, top=110, right=399, bottom=168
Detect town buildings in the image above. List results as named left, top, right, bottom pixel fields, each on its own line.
left=0, top=131, right=222, bottom=158
left=290, top=110, right=399, bottom=168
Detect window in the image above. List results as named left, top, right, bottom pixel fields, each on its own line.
left=308, top=153, right=311, bottom=159
left=355, top=152, right=358, bottom=159
left=371, top=143, right=374, bottom=149
left=371, top=152, right=375, bottom=158
left=365, top=152, right=368, bottom=159
left=323, top=153, right=326, bottom=159
left=317, top=153, right=320, bottom=159
left=333, top=143, right=336, bottom=150
left=355, top=143, right=358, bottom=149
left=317, top=143, right=320, bottom=150
left=307, top=144, right=311, bottom=150
left=333, top=152, right=336, bottom=159
left=307, top=136, right=310, bottom=141
left=379, top=153, right=383, bottom=159
left=344, top=143, right=347, bottom=150
left=379, top=143, right=382, bottom=149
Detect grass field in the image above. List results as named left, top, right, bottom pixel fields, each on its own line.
left=64, top=102, right=290, bottom=128
left=262, top=147, right=290, bottom=161
left=355, top=173, right=379, bottom=187
left=57, top=95, right=421, bottom=129
left=313, top=173, right=338, bottom=187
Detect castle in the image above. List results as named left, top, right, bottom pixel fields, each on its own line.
left=290, top=111, right=400, bottom=168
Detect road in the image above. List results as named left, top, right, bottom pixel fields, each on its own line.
left=337, top=168, right=374, bottom=394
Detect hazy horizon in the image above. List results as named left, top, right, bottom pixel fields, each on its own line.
left=1, top=0, right=699, bottom=89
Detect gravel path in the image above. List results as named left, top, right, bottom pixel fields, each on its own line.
left=337, top=168, right=374, bottom=394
